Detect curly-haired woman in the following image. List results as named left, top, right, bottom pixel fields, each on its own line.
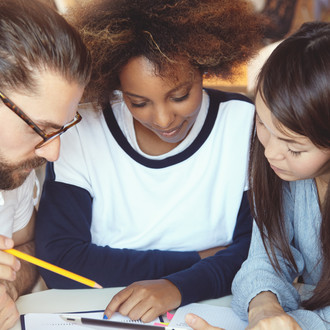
left=35, top=0, right=264, bottom=322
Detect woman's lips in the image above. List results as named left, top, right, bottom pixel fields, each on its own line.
left=270, top=164, right=286, bottom=173
left=156, top=122, right=184, bottom=137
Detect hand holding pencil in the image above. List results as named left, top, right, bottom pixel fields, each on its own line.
left=4, top=248, right=102, bottom=289
left=0, top=235, right=23, bottom=330
left=0, top=236, right=20, bottom=282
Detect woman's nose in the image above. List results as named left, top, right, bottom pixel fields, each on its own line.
left=264, top=135, right=285, bottom=161
left=152, top=104, right=175, bottom=129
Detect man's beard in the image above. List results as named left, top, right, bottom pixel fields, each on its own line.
left=0, top=156, right=46, bottom=190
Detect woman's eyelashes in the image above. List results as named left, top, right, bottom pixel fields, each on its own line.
left=129, top=92, right=190, bottom=108
left=172, top=92, right=190, bottom=102
left=130, top=101, right=147, bottom=108
left=288, top=148, right=302, bottom=157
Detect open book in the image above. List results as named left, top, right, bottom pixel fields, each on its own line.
left=21, top=303, right=248, bottom=330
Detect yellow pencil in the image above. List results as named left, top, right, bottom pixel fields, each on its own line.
left=5, top=248, right=102, bottom=289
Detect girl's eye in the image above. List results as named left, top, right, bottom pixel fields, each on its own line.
left=288, top=149, right=302, bottom=157
left=130, top=102, right=147, bottom=108
left=172, top=93, right=189, bottom=102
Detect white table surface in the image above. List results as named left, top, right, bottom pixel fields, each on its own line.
left=11, top=287, right=233, bottom=330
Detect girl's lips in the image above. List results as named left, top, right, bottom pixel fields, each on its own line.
left=156, top=122, right=184, bottom=137
left=270, top=164, right=285, bottom=173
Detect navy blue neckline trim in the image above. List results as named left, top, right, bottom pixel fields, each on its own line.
left=103, top=89, right=251, bottom=169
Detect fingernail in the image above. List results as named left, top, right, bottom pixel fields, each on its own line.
left=5, top=238, right=13, bottom=248
left=103, top=314, right=108, bottom=320
left=14, top=259, right=21, bottom=271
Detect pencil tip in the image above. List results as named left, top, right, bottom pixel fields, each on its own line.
left=94, top=282, right=103, bottom=289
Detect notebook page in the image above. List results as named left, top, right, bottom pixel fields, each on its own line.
left=22, top=311, right=162, bottom=330
left=168, top=303, right=248, bottom=330
left=22, top=311, right=103, bottom=330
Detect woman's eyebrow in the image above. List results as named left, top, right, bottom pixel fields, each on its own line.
left=122, top=91, right=146, bottom=99
left=277, top=136, right=305, bottom=145
left=168, top=81, right=191, bottom=93
left=255, top=111, right=305, bottom=145
left=122, top=81, right=192, bottom=100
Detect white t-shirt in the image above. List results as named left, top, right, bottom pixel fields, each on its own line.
left=0, top=170, right=39, bottom=237
left=53, top=89, right=254, bottom=251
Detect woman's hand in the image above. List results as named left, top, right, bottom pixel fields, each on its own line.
left=247, top=312, right=302, bottom=330
left=104, top=279, right=182, bottom=323
left=185, top=313, right=224, bottom=330
left=247, top=291, right=302, bottom=330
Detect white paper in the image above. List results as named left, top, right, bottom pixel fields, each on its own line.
left=22, top=303, right=247, bottom=330
left=168, top=303, right=248, bottom=330
left=22, top=311, right=161, bottom=329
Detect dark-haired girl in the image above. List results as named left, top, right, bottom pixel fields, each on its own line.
left=187, top=20, right=330, bottom=330
left=231, top=21, right=330, bottom=330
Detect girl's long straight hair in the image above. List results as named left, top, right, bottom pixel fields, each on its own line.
left=249, top=21, right=330, bottom=311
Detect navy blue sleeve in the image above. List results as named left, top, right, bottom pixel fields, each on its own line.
left=163, top=191, right=253, bottom=306
left=35, top=163, right=200, bottom=289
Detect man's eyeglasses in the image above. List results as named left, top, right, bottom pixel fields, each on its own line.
left=0, top=90, right=82, bottom=149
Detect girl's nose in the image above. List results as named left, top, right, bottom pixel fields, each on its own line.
left=152, top=106, right=175, bottom=129
left=264, top=135, right=285, bottom=161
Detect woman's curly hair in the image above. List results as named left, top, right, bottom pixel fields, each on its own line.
left=69, top=0, right=264, bottom=106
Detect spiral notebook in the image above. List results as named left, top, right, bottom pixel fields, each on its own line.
left=21, top=303, right=247, bottom=330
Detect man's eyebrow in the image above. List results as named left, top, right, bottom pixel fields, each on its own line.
left=35, top=120, right=63, bottom=130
